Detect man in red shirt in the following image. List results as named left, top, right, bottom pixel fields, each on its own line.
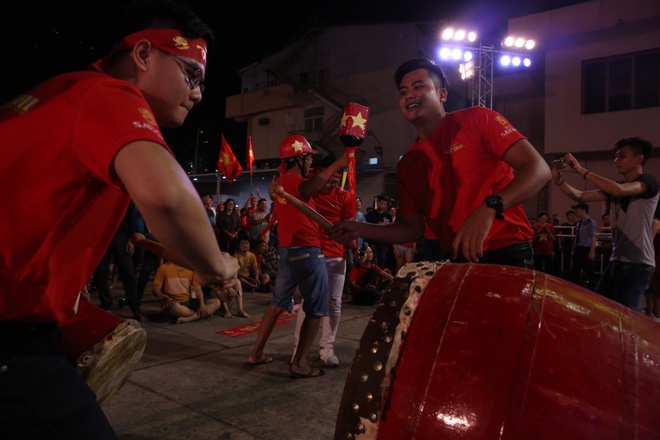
left=292, top=156, right=354, bottom=367
left=532, top=211, right=557, bottom=273
left=0, top=2, right=238, bottom=437
left=247, top=135, right=346, bottom=378
left=331, top=58, right=550, bottom=267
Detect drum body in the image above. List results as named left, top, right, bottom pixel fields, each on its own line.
left=335, top=262, right=660, bottom=439
left=58, top=300, right=147, bottom=404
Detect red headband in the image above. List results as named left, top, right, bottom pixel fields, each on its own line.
left=91, top=28, right=207, bottom=73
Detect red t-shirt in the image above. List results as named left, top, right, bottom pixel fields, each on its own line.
left=273, top=172, right=321, bottom=248
left=312, top=186, right=353, bottom=258
left=532, top=223, right=556, bottom=255
left=0, top=71, right=171, bottom=323
left=397, top=106, right=533, bottom=252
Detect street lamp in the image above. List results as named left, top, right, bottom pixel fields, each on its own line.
left=438, top=27, right=536, bottom=109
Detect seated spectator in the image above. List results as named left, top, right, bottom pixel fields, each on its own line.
left=253, top=238, right=277, bottom=286
left=235, top=234, right=271, bottom=292
left=152, top=260, right=221, bottom=324
left=214, top=277, right=249, bottom=319
left=348, top=244, right=394, bottom=305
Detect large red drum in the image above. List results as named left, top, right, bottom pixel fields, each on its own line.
left=58, top=300, right=147, bottom=404
left=335, top=262, right=660, bottom=439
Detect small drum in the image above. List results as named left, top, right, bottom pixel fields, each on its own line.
left=58, top=300, right=147, bottom=405
left=335, top=262, right=660, bottom=439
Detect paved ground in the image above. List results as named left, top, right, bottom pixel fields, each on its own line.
left=97, top=285, right=375, bottom=440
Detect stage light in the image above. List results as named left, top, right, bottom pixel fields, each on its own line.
left=451, top=48, right=462, bottom=60
left=463, top=51, right=473, bottom=61
left=515, top=38, right=525, bottom=48
left=512, top=56, right=521, bottom=66
left=439, top=47, right=451, bottom=60
left=454, top=29, right=466, bottom=41
left=504, top=37, right=515, bottom=47
left=441, top=28, right=454, bottom=40
left=525, top=40, right=535, bottom=50
left=500, top=55, right=511, bottom=66
left=467, top=32, right=477, bottom=42
left=523, top=57, right=531, bottom=67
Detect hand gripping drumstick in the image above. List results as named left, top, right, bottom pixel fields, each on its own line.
left=131, top=233, right=194, bottom=270
left=272, top=185, right=357, bottom=249
left=273, top=185, right=333, bottom=229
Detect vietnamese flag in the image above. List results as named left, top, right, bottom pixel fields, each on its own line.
left=216, top=134, right=243, bottom=183
left=247, top=136, right=255, bottom=177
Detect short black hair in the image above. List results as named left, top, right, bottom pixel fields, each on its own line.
left=376, top=195, right=389, bottom=203
left=565, top=210, right=575, bottom=217
left=537, top=211, right=549, bottom=218
left=394, top=58, right=448, bottom=89
left=613, top=136, right=653, bottom=165
left=117, top=0, right=214, bottom=49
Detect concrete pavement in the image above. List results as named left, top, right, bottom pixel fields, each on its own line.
left=98, top=287, right=375, bottom=440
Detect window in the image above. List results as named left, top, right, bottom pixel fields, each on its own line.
left=583, top=49, right=660, bottom=114
left=304, top=107, right=324, bottom=133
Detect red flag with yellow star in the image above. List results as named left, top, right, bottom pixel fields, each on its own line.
left=247, top=136, right=255, bottom=177
left=217, top=134, right=243, bottom=183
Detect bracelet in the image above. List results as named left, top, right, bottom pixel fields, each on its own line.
left=583, top=170, right=590, bottom=179
left=555, top=179, right=565, bottom=186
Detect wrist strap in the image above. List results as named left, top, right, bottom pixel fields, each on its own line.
left=583, top=170, right=590, bottom=179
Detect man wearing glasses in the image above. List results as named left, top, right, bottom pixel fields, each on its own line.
left=0, top=1, right=238, bottom=437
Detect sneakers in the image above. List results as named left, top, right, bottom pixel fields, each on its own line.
left=319, top=346, right=339, bottom=367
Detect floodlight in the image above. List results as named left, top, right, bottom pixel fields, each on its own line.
left=441, top=28, right=454, bottom=40
left=512, top=56, right=521, bottom=66
left=523, top=58, right=531, bottom=67
left=451, top=48, right=462, bottom=60
left=454, top=29, right=466, bottom=41
left=514, top=38, right=525, bottom=48
left=525, top=40, right=535, bottom=50
left=439, top=47, right=451, bottom=60
left=500, top=55, right=511, bottom=66
left=467, top=32, right=477, bottom=42
left=463, top=51, right=473, bottom=61
left=504, top=36, right=515, bottom=47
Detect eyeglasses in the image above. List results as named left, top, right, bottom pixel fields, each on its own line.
left=164, top=52, right=205, bottom=92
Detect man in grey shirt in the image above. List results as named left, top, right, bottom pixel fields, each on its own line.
left=553, top=136, right=659, bottom=311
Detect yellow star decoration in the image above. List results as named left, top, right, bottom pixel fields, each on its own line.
left=340, top=111, right=350, bottom=128
left=222, top=152, right=231, bottom=166
left=291, top=140, right=304, bottom=152
left=351, top=112, right=367, bottom=131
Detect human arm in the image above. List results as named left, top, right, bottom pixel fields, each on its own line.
left=192, top=284, right=209, bottom=318
left=452, top=139, right=551, bottom=262
left=114, top=141, right=238, bottom=288
left=329, top=214, right=425, bottom=245
left=559, top=153, right=650, bottom=198
left=153, top=282, right=174, bottom=308
left=298, top=153, right=348, bottom=199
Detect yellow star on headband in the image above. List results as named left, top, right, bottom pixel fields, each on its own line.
left=351, top=112, right=367, bottom=130
left=291, top=140, right=304, bottom=152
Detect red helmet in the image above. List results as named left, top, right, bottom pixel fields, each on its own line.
left=279, top=135, right=317, bottom=159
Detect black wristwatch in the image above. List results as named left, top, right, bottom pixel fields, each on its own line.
left=484, top=195, right=504, bottom=220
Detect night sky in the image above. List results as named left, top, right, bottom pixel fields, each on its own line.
left=2, top=0, right=588, bottom=171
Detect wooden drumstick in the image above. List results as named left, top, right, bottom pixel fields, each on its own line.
left=131, top=233, right=194, bottom=270
left=272, top=185, right=333, bottom=230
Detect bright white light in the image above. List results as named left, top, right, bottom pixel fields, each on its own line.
left=451, top=48, right=462, bottom=60
left=193, top=178, right=198, bottom=181
left=439, top=47, right=451, bottom=60
left=463, top=51, right=473, bottom=61
left=504, top=36, right=515, bottom=47
left=454, top=29, right=466, bottom=41
left=515, top=38, right=525, bottom=48
left=441, top=28, right=454, bottom=40
left=523, top=58, right=532, bottom=67
left=500, top=55, right=511, bottom=66
left=525, top=40, right=535, bottom=50
left=512, top=56, right=521, bottom=66
left=467, top=32, right=477, bottom=42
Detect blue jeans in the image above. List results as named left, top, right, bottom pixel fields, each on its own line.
left=596, top=261, right=655, bottom=312
left=272, top=247, right=328, bottom=317
left=0, top=323, right=116, bottom=438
